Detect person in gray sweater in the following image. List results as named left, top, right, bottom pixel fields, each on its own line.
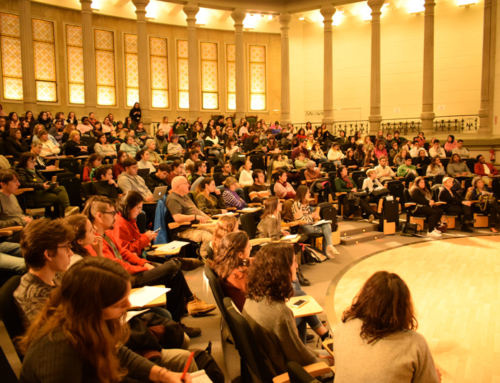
left=242, top=242, right=333, bottom=376
left=334, top=271, right=441, bottom=383
left=447, top=154, right=473, bottom=177
left=19, top=257, right=190, bottom=383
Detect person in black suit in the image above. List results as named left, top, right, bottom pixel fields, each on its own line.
left=438, top=176, right=474, bottom=233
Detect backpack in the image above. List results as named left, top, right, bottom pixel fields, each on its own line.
left=317, top=202, right=338, bottom=232
left=192, top=341, right=225, bottom=383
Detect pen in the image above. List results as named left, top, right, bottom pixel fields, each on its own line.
left=180, top=351, right=194, bottom=382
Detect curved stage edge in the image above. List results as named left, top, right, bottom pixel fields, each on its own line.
left=325, top=234, right=500, bottom=383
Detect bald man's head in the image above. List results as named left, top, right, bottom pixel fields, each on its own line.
left=172, top=176, right=190, bottom=196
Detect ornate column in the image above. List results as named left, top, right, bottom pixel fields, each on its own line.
left=420, top=0, right=436, bottom=131
left=368, top=0, right=384, bottom=133
left=320, top=5, right=336, bottom=130
left=231, top=9, right=246, bottom=121
left=19, top=0, right=37, bottom=112
left=80, top=0, right=97, bottom=113
left=478, top=0, right=493, bottom=132
left=279, top=12, right=292, bottom=125
left=132, top=0, right=151, bottom=131
left=183, top=3, right=200, bottom=124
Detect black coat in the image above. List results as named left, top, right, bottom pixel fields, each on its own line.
left=64, top=140, right=87, bottom=157
left=409, top=188, right=431, bottom=206
left=145, top=174, right=168, bottom=194
left=5, top=137, right=29, bottom=160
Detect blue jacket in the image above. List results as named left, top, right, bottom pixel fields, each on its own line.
left=153, top=195, right=169, bottom=245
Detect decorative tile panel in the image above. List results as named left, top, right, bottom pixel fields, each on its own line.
left=125, top=53, right=138, bottom=87
left=32, top=19, right=54, bottom=43
left=124, top=34, right=137, bottom=54
left=0, top=14, right=20, bottom=37
left=66, top=25, right=84, bottom=104
left=227, top=44, right=235, bottom=61
left=127, top=88, right=139, bottom=107
left=96, top=50, right=115, bottom=86
left=179, top=91, right=189, bottom=109
left=250, top=45, right=265, bottom=63
left=67, top=46, right=84, bottom=83
left=227, top=44, right=235, bottom=110
left=36, top=81, right=57, bottom=102
left=95, top=30, right=113, bottom=51
left=69, top=83, right=85, bottom=104
left=177, top=40, right=188, bottom=58
left=250, top=63, right=265, bottom=93
left=150, top=37, right=167, bottom=56
left=249, top=45, right=266, bottom=111
left=1, top=37, right=22, bottom=77
left=152, top=90, right=168, bottom=108
left=151, top=56, right=168, bottom=88
left=178, top=59, right=189, bottom=91
left=203, top=93, right=218, bottom=110
left=33, top=19, right=56, bottom=102
left=1, top=14, right=22, bottom=100
left=97, top=86, right=116, bottom=106
left=228, top=94, right=236, bottom=111
left=250, top=94, right=266, bottom=111
left=34, top=42, right=56, bottom=81
left=202, top=61, right=217, bottom=92
left=201, top=42, right=217, bottom=60
left=150, top=37, right=168, bottom=108
left=66, top=25, right=82, bottom=47
left=3, top=77, right=22, bottom=100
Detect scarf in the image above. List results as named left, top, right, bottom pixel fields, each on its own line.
left=342, top=174, right=353, bottom=189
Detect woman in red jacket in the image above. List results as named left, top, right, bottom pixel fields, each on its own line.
left=112, top=190, right=158, bottom=257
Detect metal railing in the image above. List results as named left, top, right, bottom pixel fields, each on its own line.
left=380, top=119, right=421, bottom=135
left=332, top=121, right=370, bottom=136
left=433, top=115, right=478, bottom=133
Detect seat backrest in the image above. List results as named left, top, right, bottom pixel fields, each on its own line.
left=59, top=176, right=82, bottom=209
left=81, top=181, right=94, bottom=199
left=203, top=265, right=227, bottom=322
left=223, top=297, right=275, bottom=383
left=351, top=170, right=366, bottom=185
left=213, top=172, right=224, bottom=187
left=240, top=213, right=257, bottom=239
left=287, top=361, right=319, bottom=383
left=249, top=155, right=265, bottom=174
left=0, top=276, right=24, bottom=361
left=321, top=162, right=336, bottom=174
left=357, top=176, right=367, bottom=190
left=0, top=344, right=18, bottom=383
left=404, top=189, right=413, bottom=205
left=299, top=168, right=306, bottom=183
left=243, top=186, right=251, bottom=203
left=58, top=158, right=80, bottom=176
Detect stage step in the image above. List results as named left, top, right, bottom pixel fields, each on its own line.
left=340, top=231, right=385, bottom=246
left=337, top=221, right=379, bottom=237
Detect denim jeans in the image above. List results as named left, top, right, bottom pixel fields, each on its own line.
left=301, top=223, right=332, bottom=251
left=0, top=242, right=26, bottom=277
left=292, top=278, right=322, bottom=344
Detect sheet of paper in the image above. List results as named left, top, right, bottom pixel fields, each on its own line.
left=191, top=370, right=213, bottom=383
left=129, top=286, right=170, bottom=307
left=212, top=212, right=238, bottom=218
left=125, top=309, right=150, bottom=322
left=240, top=207, right=260, bottom=213
left=156, top=241, right=190, bottom=253
left=313, top=219, right=332, bottom=227
left=282, top=234, right=298, bottom=240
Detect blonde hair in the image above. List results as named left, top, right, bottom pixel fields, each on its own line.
left=211, top=216, right=239, bottom=257
left=223, top=176, right=238, bottom=188
left=69, top=130, right=80, bottom=140
left=366, top=169, right=376, bottom=177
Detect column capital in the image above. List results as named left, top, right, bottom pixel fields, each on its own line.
left=424, top=0, right=436, bottom=12
left=80, top=0, right=93, bottom=13
left=279, top=12, right=292, bottom=25
left=231, top=9, right=246, bottom=29
left=368, top=0, right=384, bottom=17
left=320, top=4, right=336, bottom=20
left=132, top=0, right=149, bottom=19
left=183, top=2, right=199, bottom=27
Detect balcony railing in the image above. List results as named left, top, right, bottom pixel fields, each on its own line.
left=433, top=115, right=478, bottom=133
left=380, top=119, right=421, bottom=135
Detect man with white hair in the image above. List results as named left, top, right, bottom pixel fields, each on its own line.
left=166, top=176, right=214, bottom=258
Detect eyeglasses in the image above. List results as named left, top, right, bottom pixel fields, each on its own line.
left=57, top=243, right=72, bottom=252
left=100, top=211, right=117, bottom=216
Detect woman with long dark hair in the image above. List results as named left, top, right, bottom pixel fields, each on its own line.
left=129, top=102, right=142, bottom=123
left=335, top=271, right=440, bottom=382
left=19, top=257, right=190, bottom=383
left=113, top=150, right=128, bottom=179
left=409, top=176, right=443, bottom=237
left=242, top=243, right=333, bottom=375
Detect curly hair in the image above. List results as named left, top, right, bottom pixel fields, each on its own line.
left=209, top=231, right=248, bottom=281
left=341, top=271, right=418, bottom=344
left=245, top=242, right=295, bottom=303
left=210, top=216, right=238, bottom=257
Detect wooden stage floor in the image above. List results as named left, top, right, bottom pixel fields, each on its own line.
left=330, top=236, right=500, bottom=383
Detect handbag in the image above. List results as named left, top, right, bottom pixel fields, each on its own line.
left=478, top=193, right=496, bottom=211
